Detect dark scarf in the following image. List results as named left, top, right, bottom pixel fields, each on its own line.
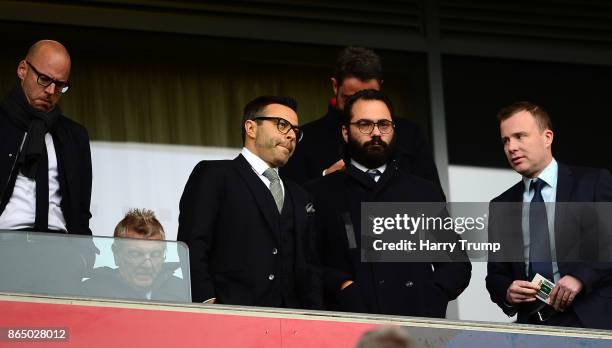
left=0, top=84, right=61, bottom=178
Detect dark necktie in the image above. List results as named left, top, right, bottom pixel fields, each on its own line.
left=528, top=179, right=554, bottom=281
left=33, top=144, right=49, bottom=231
left=366, top=169, right=381, bottom=183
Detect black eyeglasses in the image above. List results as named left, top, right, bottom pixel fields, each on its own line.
left=26, top=61, right=71, bottom=94
left=253, top=116, right=303, bottom=142
left=349, top=119, right=394, bottom=134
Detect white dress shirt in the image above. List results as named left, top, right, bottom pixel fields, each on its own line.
left=241, top=147, right=285, bottom=196
left=350, top=159, right=386, bottom=182
left=0, top=133, right=67, bottom=232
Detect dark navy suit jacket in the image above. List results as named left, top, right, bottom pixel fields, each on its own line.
left=178, top=154, right=322, bottom=309
left=486, top=163, right=612, bottom=329
left=306, top=160, right=471, bottom=317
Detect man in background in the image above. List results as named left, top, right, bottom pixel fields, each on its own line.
left=0, top=39, right=92, bottom=235
left=281, top=46, right=440, bottom=191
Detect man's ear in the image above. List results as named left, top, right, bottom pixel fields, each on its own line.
left=244, top=120, right=257, bottom=140
left=342, top=125, right=348, bottom=144
left=17, top=60, right=27, bottom=80
left=544, top=129, right=554, bottom=148
left=331, top=77, right=338, bottom=95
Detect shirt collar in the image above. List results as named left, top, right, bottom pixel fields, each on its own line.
left=241, top=147, right=277, bottom=176
left=350, top=159, right=387, bottom=174
left=522, top=158, right=558, bottom=191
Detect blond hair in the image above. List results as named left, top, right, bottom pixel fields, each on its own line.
left=113, top=208, right=165, bottom=239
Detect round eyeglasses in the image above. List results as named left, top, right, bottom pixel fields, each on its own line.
left=26, top=61, right=71, bottom=94
left=349, top=119, right=394, bottom=134
left=253, top=116, right=303, bottom=142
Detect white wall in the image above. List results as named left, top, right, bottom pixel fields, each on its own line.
left=90, top=141, right=240, bottom=239
left=448, top=165, right=521, bottom=323
left=89, top=142, right=523, bottom=322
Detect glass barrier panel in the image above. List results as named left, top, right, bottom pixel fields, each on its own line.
left=0, top=230, right=191, bottom=302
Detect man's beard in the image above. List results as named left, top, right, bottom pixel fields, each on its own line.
left=347, top=132, right=396, bottom=169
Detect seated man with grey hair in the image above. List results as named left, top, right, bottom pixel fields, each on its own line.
left=81, top=209, right=188, bottom=302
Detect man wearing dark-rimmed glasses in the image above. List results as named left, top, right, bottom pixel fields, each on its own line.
left=250, top=116, right=303, bottom=143
left=178, top=95, right=322, bottom=309
left=0, top=40, right=92, bottom=236
left=281, top=46, right=441, bottom=194
left=305, top=89, right=471, bottom=317
left=25, top=61, right=71, bottom=95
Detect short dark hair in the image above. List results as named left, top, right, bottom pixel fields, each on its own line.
left=496, top=101, right=553, bottom=131
left=334, top=46, right=383, bottom=86
left=241, top=96, right=298, bottom=143
left=343, top=89, right=394, bottom=126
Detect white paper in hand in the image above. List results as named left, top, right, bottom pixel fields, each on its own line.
left=532, top=273, right=555, bottom=304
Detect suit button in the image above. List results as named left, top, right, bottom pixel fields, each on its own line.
left=405, top=281, right=414, bottom=288
left=268, top=274, right=275, bottom=280
left=272, top=248, right=278, bottom=255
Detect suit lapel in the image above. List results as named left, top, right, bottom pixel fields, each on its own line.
left=503, top=181, right=528, bottom=279
left=345, top=164, right=376, bottom=190
left=344, top=159, right=399, bottom=199
left=555, top=163, right=573, bottom=203
left=50, top=124, right=74, bottom=213
left=371, top=160, right=398, bottom=199
left=505, top=181, right=524, bottom=202
left=233, top=154, right=280, bottom=240
left=554, top=163, right=575, bottom=264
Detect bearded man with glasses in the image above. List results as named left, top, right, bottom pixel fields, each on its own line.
left=281, top=46, right=441, bottom=195
left=0, top=40, right=92, bottom=236
left=305, top=89, right=471, bottom=317
left=178, top=95, right=322, bottom=309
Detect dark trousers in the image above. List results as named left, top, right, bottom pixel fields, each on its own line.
left=526, top=307, right=583, bottom=328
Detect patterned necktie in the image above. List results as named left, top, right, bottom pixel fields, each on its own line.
left=528, top=178, right=554, bottom=281
left=263, top=168, right=284, bottom=213
left=366, top=169, right=381, bottom=182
